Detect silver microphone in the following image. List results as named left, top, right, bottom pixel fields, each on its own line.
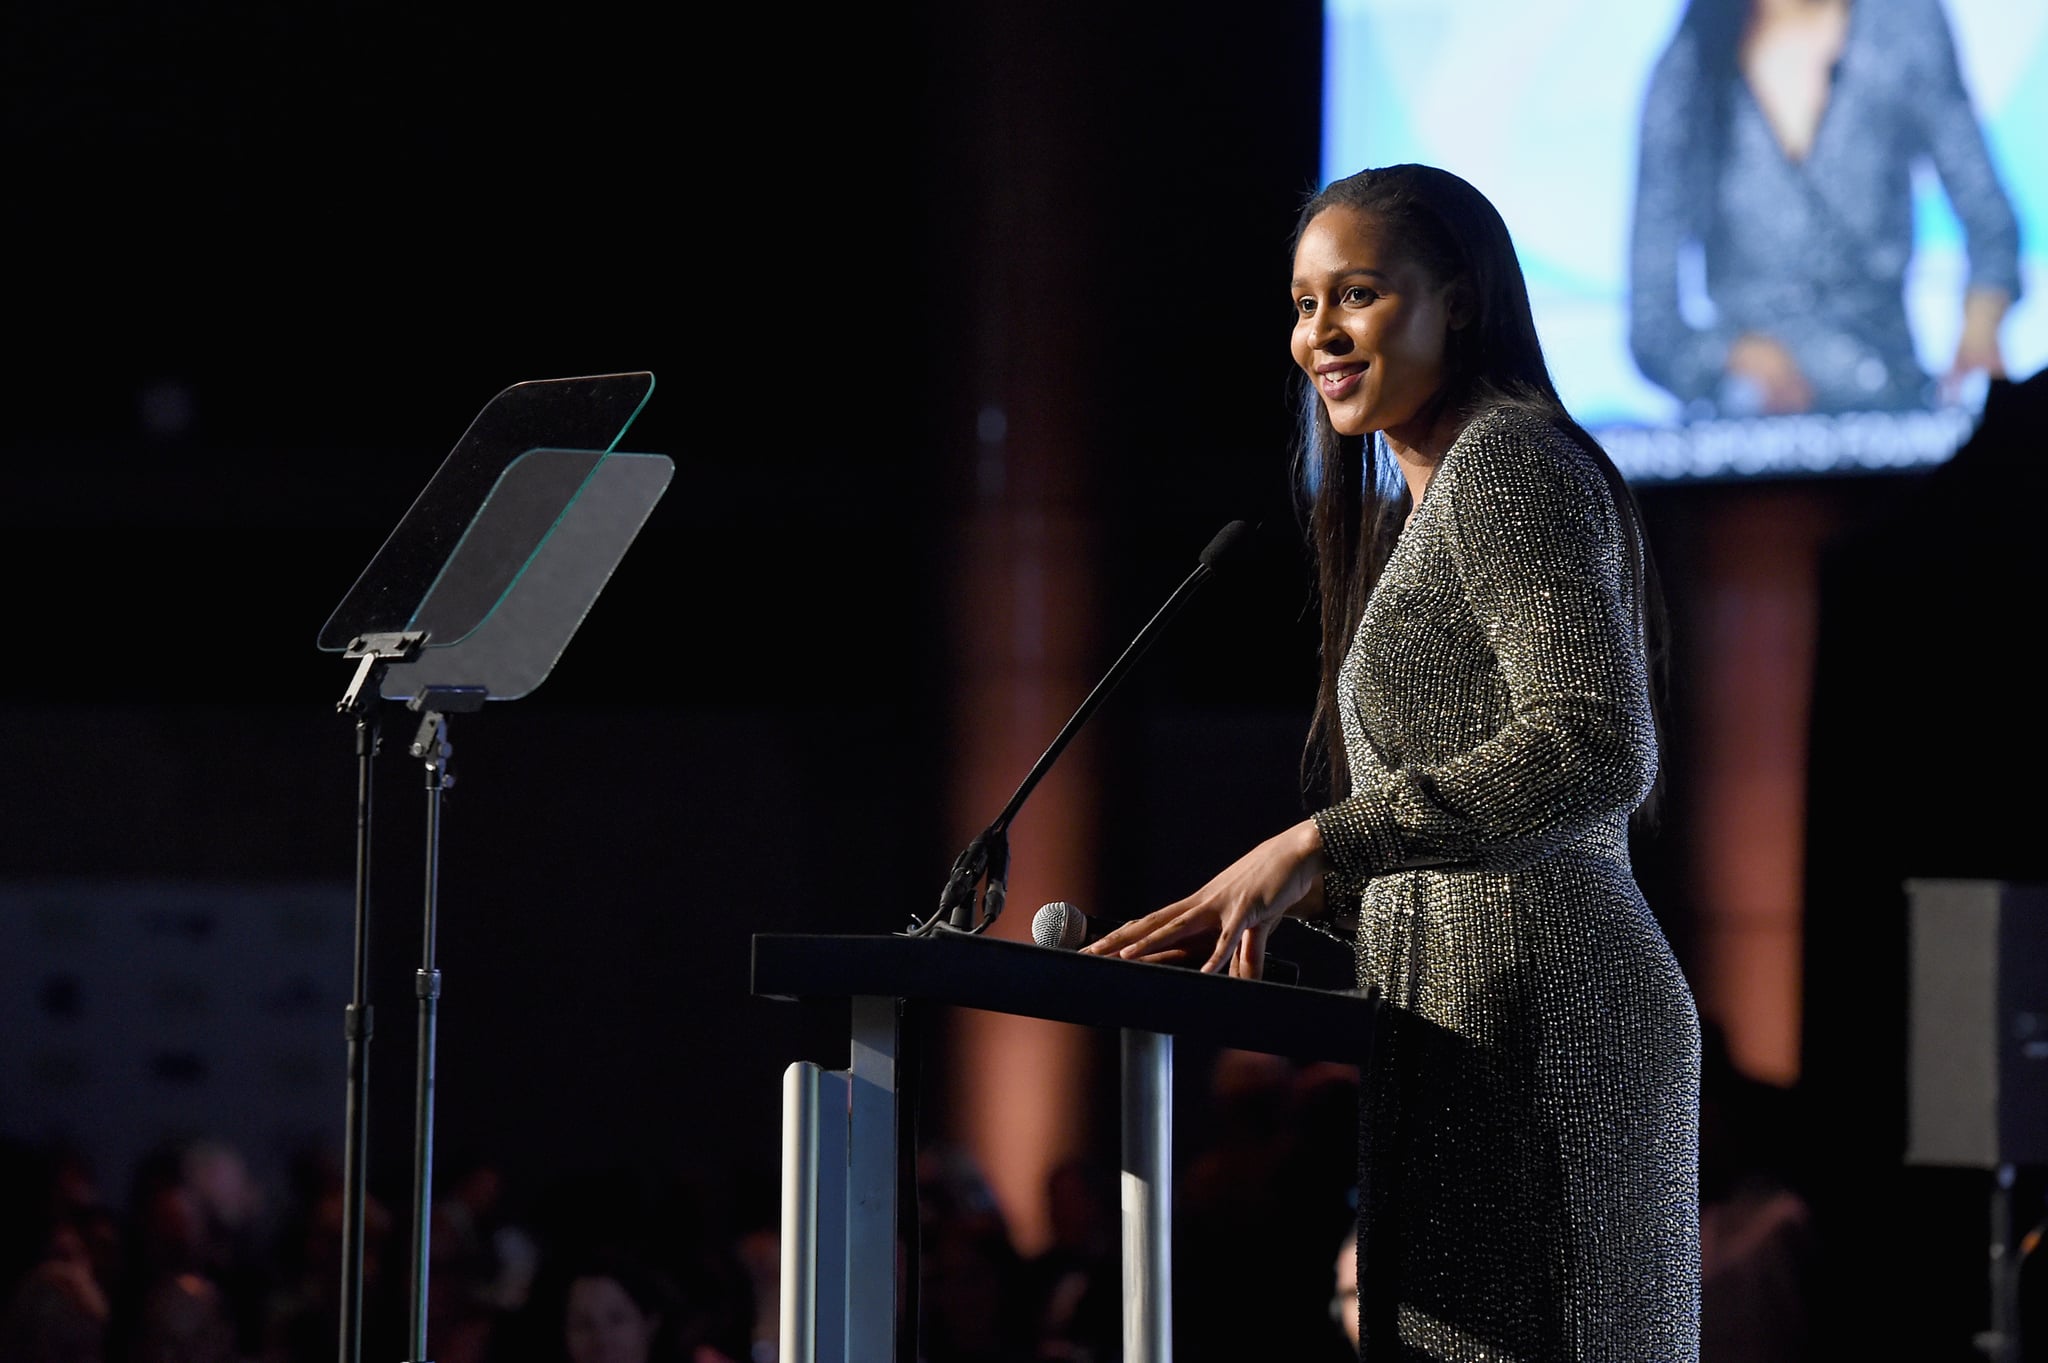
left=1031, top=900, right=1088, bottom=950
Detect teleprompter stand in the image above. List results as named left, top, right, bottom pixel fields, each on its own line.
left=319, top=373, right=672, bottom=1363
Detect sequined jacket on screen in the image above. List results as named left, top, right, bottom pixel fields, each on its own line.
left=1628, top=0, right=2022, bottom=415
left=1311, top=405, right=1701, bottom=1362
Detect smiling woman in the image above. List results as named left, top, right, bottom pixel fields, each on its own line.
left=1086, top=163, right=1700, bottom=1361
left=1288, top=209, right=1467, bottom=457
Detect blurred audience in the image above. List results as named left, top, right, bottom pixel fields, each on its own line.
left=0, top=1033, right=1886, bottom=1363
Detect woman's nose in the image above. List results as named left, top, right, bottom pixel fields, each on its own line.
left=1308, top=309, right=1351, bottom=352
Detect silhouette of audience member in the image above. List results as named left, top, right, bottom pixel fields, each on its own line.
left=915, top=1145, right=1036, bottom=1363
left=256, top=1146, right=405, bottom=1363
left=127, top=1272, right=237, bottom=1363
left=1020, top=1157, right=1117, bottom=1363
left=641, top=1181, right=757, bottom=1363
left=1176, top=1051, right=1358, bottom=1363
left=728, top=1223, right=778, bottom=1363
left=104, top=1138, right=271, bottom=1363
left=563, top=1258, right=671, bottom=1363
left=1331, top=1226, right=1359, bottom=1356
left=1697, top=1022, right=1816, bottom=1362
left=549, top=1247, right=747, bottom=1363
left=0, top=1211, right=111, bottom=1363
left=107, top=1168, right=224, bottom=1362
left=485, top=1163, right=756, bottom=1363
left=2020, top=1201, right=2047, bottom=1363
left=423, top=1151, right=547, bottom=1363
left=179, top=1139, right=271, bottom=1356
left=0, top=1138, right=117, bottom=1363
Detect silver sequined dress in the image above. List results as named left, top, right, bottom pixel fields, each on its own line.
left=1312, top=405, right=1702, bottom=1361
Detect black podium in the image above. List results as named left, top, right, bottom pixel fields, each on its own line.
left=751, top=929, right=1380, bottom=1363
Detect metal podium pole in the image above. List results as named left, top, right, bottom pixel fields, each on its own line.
left=1122, top=1028, right=1173, bottom=1363
left=780, top=996, right=899, bottom=1363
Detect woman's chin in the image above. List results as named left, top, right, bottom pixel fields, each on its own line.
left=1324, top=403, right=1375, bottom=438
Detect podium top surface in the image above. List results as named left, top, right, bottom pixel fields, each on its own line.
left=752, top=930, right=1377, bottom=1063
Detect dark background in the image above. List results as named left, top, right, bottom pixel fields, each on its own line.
left=1, top=0, right=1333, bottom=1215
left=4, top=1, right=2045, bottom=1360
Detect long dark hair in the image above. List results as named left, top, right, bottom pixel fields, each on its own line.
left=1292, top=163, right=1670, bottom=827
left=1674, top=0, right=1752, bottom=183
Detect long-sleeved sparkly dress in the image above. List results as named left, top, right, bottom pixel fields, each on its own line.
left=1311, top=405, right=1702, bottom=1361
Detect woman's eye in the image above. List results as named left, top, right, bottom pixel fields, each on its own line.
left=1296, top=296, right=1317, bottom=316
left=1344, top=285, right=1379, bottom=305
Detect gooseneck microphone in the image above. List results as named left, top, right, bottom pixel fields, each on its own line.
left=913, top=520, right=1257, bottom=938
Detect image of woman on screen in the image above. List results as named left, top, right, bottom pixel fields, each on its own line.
left=1627, top=0, right=2022, bottom=417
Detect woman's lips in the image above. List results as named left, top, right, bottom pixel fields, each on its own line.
left=1317, top=363, right=1366, bottom=398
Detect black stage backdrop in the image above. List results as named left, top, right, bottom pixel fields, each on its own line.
left=0, top=0, right=1328, bottom=1295
left=4, top=2, right=2041, bottom=1359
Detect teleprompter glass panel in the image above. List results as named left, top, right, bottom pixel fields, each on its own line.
left=375, top=451, right=674, bottom=703
left=406, top=446, right=606, bottom=650
left=316, top=372, right=653, bottom=652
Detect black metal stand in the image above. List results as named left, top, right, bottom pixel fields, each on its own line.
left=1976, top=1163, right=2025, bottom=1363
left=335, top=631, right=423, bottom=1363
left=339, top=707, right=377, bottom=1363
left=316, top=375, right=669, bottom=1363
left=401, top=687, right=484, bottom=1363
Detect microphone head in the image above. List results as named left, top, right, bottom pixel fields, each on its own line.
left=1198, top=519, right=1255, bottom=571
left=1032, top=900, right=1087, bottom=950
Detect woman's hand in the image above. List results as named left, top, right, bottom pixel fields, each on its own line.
left=1725, top=333, right=1814, bottom=414
left=1081, top=820, right=1328, bottom=977
left=1943, top=286, right=2010, bottom=403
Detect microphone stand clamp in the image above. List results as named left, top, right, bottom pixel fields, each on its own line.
left=919, top=824, right=1010, bottom=937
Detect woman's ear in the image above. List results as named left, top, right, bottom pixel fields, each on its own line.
left=1444, top=279, right=1476, bottom=331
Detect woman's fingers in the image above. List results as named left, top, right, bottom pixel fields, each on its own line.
left=1202, top=912, right=1246, bottom=974
left=1128, top=946, right=1196, bottom=966
left=1082, top=903, right=1198, bottom=959
left=1230, top=922, right=1268, bottom=980
left=1079, top=912, right=1153, bottom=956
left=1117, top=909, right=1211, bottom=963
left=1082, top=821, right=1324, bottom=972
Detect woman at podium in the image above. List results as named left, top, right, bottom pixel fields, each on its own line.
left=1086, top=164, right=1701, bottom=1360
